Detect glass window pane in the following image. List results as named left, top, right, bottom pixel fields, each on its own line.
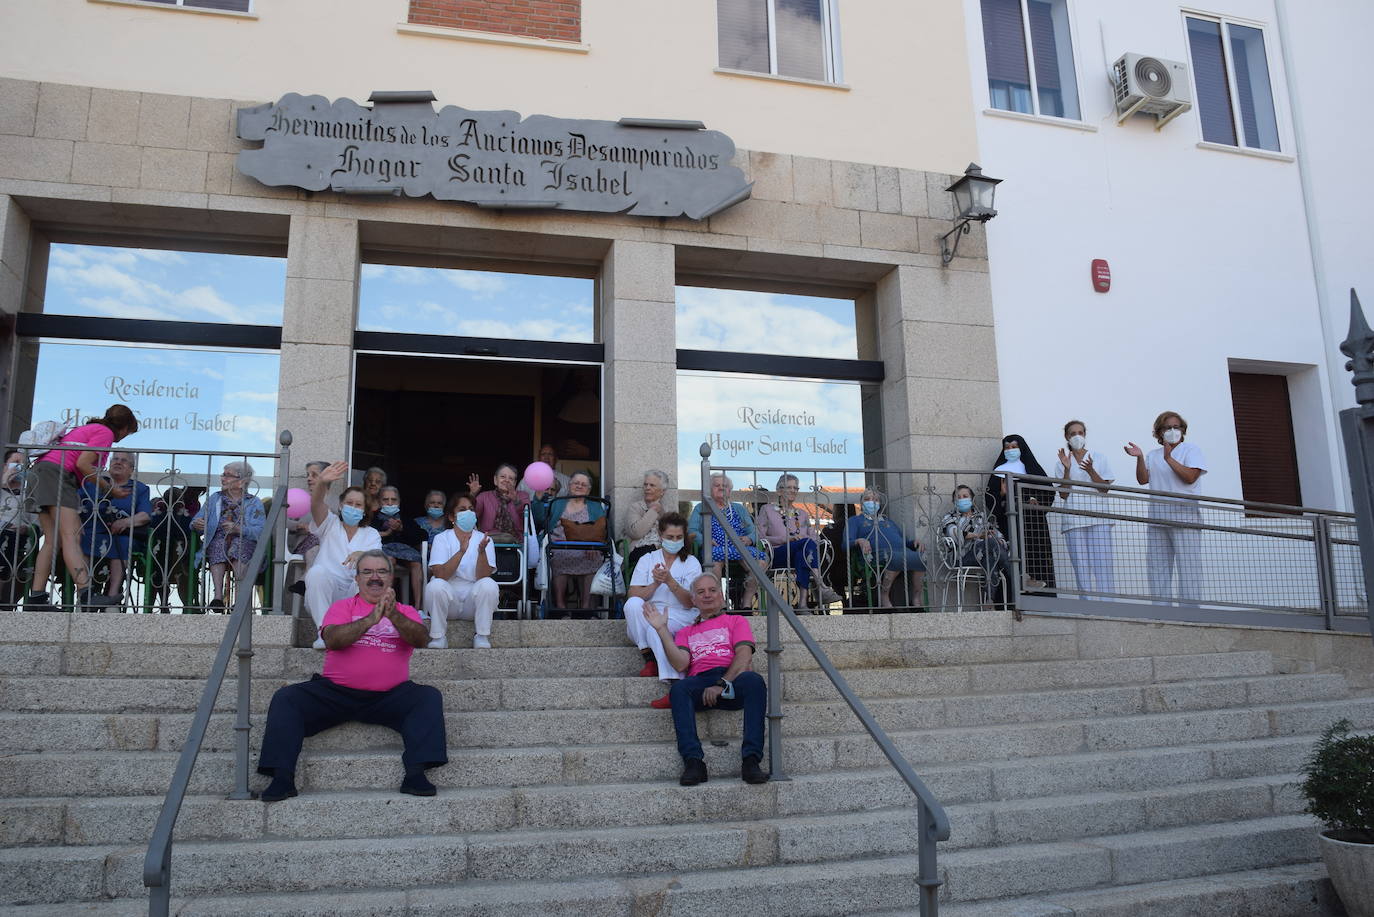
left=676, top=371, right=866, bottom=495
left=675, top=286, right=858, bottom=360
left=775, top=0, right=827, bottom=81
left=185, top=0, right=252, bottom=10
left=982, top=0, right=1032, bottom=114
left=1187, top=17, right=1238, bottom=146
left=358, top=265, right=595, bottom=343
left=1028, top=0, right=1079, bottom=119
left=1228, top=24, right=1279, bottom=152
left=41, top=244, right=286, bottom=325
left=717, top=0, right=770, bottom=72
left=25, top=341, right=280, bottom=485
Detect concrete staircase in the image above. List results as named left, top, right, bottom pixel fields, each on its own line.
left=0, top=609, right=1366, bottom=916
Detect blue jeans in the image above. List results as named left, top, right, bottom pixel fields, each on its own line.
left=668, top=667, right=767, bottom=762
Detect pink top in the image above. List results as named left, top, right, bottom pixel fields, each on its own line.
left=755, top=503, right=814, bottom=546
left=320, top=595, right=422, bottom=691
left=39, top=423, right=115, bottom=474
left=475, top=489, right=530, bottom=538
left=674, top=613, right=756, bottom=677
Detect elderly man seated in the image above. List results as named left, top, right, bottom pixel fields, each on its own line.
left=256, top=549, right=446, bottom=802
left=643, top=571, right=769, bottom=787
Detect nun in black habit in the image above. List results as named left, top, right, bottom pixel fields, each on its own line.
left=984, top=433, right=1057, bottom=589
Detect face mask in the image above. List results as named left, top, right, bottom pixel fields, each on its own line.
left=340, top=505, right=364, bottom=527
left=1067, top=435, right=1086, bottom=451
left=379, top=504, right=400, bottom=517
left=1162, top=428, right=1183, bottom=445
left=455, top=510, right=477, bottom=532
left=661, top=538, right=685, bottom=554
left=862, top=500, right=879, bottom=516
left=426, top=506, right=444, bottom=519
left=955, top=497, right=973, bottom=512
left=1003, top=448, right=1021, bottom=462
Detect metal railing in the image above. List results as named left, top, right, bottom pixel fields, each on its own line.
left=143, top=431, right=292, bottom=917
left=0, top=436, right=292, bottom=615
left=1006, top=473, right=1368, bottom=633
left=699, top=445, right=950, bottom=916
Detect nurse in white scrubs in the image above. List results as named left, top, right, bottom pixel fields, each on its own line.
left=623, top=513, right=701, bottom=707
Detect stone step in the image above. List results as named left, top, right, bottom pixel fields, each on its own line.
left=0, top=806, right=1322, bottom=907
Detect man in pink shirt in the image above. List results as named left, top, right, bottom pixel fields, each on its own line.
left=643, top=572, right=769, bottom=787
left=256, top=550, right=445, bottom=801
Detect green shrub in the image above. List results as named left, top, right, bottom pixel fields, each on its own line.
left=1299, top=719, right=1374, bottom=843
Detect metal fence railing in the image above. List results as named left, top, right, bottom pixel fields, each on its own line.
left=0, top=436, right=291, bottom=615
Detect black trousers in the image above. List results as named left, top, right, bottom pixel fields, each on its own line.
left=257, top=674, right=447, bottom=776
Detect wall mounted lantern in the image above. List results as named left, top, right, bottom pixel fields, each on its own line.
left=940, top=163, right=1002, bottom=265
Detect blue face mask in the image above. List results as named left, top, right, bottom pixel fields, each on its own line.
left=955, top=497, right=974, bottom=512
left=426, top=506, right=444, bottom=519
left=1003, top=448, right=1021, bottom=462
left=862, top=500, right=880, bottom=516
left=455, top=510, right=477, bottom=532
left=661, top=538, right=685, bottom=554
left=340, top=505, right=364, bottom=527
left=379, top=504, right=400, bottom=517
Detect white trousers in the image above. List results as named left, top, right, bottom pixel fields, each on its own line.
left=1065, top=524, right=1114, bottom=595
left=425, top=577, right=499, bottom=639
left=1147, top=524, right=1202, bottom=602
left=623, top=596, right=697, bottom=682
left=304, top=565, right=357, bottom=629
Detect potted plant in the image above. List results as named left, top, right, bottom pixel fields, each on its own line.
left=1299, top=719, right=1374, bottom=917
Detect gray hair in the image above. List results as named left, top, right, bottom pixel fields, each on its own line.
left=425, top=489, right=446, bottom=504
left=380, top=485, right=400, bottom=500
left=711, top=472, right=733, bottom=490
left=643, top=469, right=671, bottom=488
left=775, top=473, right=800, bottom=490
left=223, top=460, right=254, bottom=482
left=353, top=549, right=393, bottom=576
left=690, top=570, right=723, bottom=592
left=861, top=486, right=886, bottom=505
left=364, top=466, right=387, bottom=484
left=305, top=460, right=327, bottom=474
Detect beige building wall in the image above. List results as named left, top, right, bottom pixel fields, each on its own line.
left=0, top=0, right=979, bottom=175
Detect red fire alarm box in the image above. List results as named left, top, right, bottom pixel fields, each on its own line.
left=1092, top=259, right=1111, bottom=293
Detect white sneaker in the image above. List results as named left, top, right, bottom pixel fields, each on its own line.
left=472, top=634, right=492, bottom=649
left=428, top=634, right=448, bottom=649
left=312, top=637, right=326, bottom=650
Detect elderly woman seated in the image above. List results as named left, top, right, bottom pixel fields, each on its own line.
left=537, top=470, right=605, bottom=612
left=468, top=462, right=531, bottom=545
left=942, top=484, right=1010, bottom=604
left=753, top=472, right=839, bottom=610
left=191, top=460, right=267, bottom=611
left=687, top=472, right=769, bottom=610
left=623, top=469, right=670, bottom=572
left=842, top=487, right=926, bottom=611
left=78, top=450, right=152, bottom=608
left=372, top=484, right=425, bottom=604
left=623, top=512, right=702, bottom=707
left=416, top=489, right=449, bottom=546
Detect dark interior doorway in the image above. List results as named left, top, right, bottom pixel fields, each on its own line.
left=351, top=353, right=601, bottom=516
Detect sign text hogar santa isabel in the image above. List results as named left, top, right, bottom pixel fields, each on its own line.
left=236, top=93, right=752, bottom=220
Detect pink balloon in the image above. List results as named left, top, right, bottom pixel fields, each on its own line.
left=524, top=461, right=554, bottom=492
left=285, top=487, right=311, bottom=519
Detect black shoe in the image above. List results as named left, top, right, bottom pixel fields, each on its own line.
left=288, top=580, right=306, bottom=596
left=741, top=754, right=770, bottom=784
left=23, top=591, right=60, bottom=612
left=261, top=773, right=297, bottom=802
left=679, top=758, right=708, bottom=786
left=400, top=771, right=437, bottom=796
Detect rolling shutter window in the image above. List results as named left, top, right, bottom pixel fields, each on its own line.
left=1230, top=372, right=1302, bottom=507
left=775, top=0, right=827, bottom=81
left=1027, top=0, right=1059, bottom=90
left=718, top=0, right=771, bottom=73
left=1187, top=16, right=1238, bottom=146
left=981, top=0, right=1031, bottom=87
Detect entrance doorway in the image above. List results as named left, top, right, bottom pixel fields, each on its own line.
left=350, top=353, right=602, bottom=514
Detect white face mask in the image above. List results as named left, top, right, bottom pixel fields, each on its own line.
left=1067, top=434, right=1086, bottom=451
left=1162, top=428, right=1183, bottom=445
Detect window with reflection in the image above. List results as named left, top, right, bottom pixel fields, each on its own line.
left=359, top=265, right=595, bottom=343
left=717, top=0, right=841, bottom=83
left=675, top=286, right=858, bottom=359
left=40, top=244, right=285, bottom=325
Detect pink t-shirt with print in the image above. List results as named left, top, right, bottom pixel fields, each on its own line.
left=39, top=423, right=115, bottom=473
left=320, top=595, right=422, bottom=692
left=674, top=613, right=756, bottom=677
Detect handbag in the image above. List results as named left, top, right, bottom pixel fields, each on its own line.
left=590, top=552, right=624, bottom=596
left=561, top=515, right=606, bottom=543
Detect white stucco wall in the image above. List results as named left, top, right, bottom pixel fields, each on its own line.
left=965, top=0, right=1361, bottom=510
left=0, top=0, right=980, bottom=175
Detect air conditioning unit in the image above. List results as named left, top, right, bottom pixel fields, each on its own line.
left=1112, top=53, right=1192, bottom=129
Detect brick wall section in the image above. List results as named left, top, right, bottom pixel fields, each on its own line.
left=408, top=0, right=581, bottom=42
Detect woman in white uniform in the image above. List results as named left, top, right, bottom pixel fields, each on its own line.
left=1125, top=411, right=1208, bottom=603
left=304, top=461, right=382, bottom=648
left=423, top=492, right=499, bottom=649
left=623, top=512, right=701, bottom=708
left=1055, top=419, right=1115, bottom=596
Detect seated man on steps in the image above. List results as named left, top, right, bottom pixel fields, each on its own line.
left=257, top=549, right=447, bottom=802
left=643, top=571, right=770, bottom=787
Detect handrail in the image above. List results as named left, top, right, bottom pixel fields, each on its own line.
left=143, top=432, right=292, bottom=917
left=699, top=444, right=950, bottom=917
